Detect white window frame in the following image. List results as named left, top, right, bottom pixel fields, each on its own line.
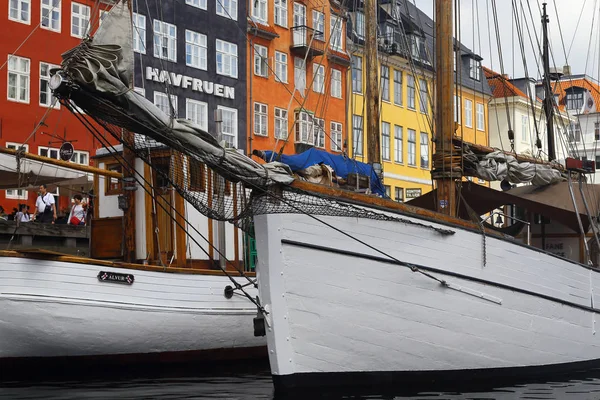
left=41, top=0, right=60, bottom=32
left=469, top=58, right=481, bottom=81
left=185, top=0, right=207, bottom=10
left=186, top=98, right=208, bottom=131
left=407, top=129, right=416, bottom=166
left=314, top=118, right=325, bottom=148
left=395, top=187, right=404, bottom=202
left=420, top=132, right=429, bottom=169
left=407, top=75, right=415, bottom=110
left=217, top=105, right=238, bottom=148
left=394, top=125, right=403, bottom=164
left=274, top=0, right=287, bottom=27
left=216, top=39, right=238, bottom=78
left=71, top=2, right=90, bottom=38
left=294, top=57, right=306, bottom=94
left=69, top=150, right=89, bottom=165
left=352, top=56, right=362, bottom=93
left=154, top=91, right=178, bottom=117
left=312, top=10, right=324, bottom=41
left=39, top=62, right=60, bottom=109
left=275, top=51, right=288, bottom=83
left=216, top=0, right=237, bottom=20
left=185, top=30, right=207, bottom=70
left=274, top=107, right=288, bottom=139
left=254, top=102, right=268, bottom=137
left=9, top=0, right=31, bottom=24
left=254, top=44, right=268, bottom=78
left=133, top=13, right=146, bottom=54
left=313, top=64, right=325, bottom=93
left=37, top=146, right=60, bottom=195
left=419, top=78, right=428, bottom=114
left=355, top=12, right=365, bottom=38
left=331, top=69, right=342, bottom=99
left=7, top=55, right=30, bottom=104
left=454, top=95, right=461, bottom=123
left=153, top=20, right=177, bottom=62
left=5, top=142, right=29, bottom=200
left=382, top=122, right=390, bottom=160
left=353, top=114, right=363, bottom=156
left=464, top=98, right=473, bottom=128
left=476, top=103, right=485, bottom=131
left=295, top=111, right=314, bottom=145
left=252, top=0, right=267, bottom=23
left=521, top=115, right=529, bottom=143
left=330, top=121, right=343, bottom=152
left=381, top=65, right=390, bottom=102
left=330, top=15, right=343, bottom=51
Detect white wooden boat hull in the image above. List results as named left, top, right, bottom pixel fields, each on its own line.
left=0, top=256, right=266, bottom=365
left=254, top=212, right=600, bottom=391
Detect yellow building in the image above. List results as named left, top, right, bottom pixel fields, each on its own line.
left=347, top=2, right=491, bottom=201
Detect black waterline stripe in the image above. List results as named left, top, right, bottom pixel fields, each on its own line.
left=281, top=239, right=600, bottom=315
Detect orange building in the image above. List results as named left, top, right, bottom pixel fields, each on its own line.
left=247, top=0, right=350, bottom=157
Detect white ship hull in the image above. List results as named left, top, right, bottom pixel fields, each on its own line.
left=254, top=211, right=600, bottom=392
left=0, top=255, right=266, bottom=368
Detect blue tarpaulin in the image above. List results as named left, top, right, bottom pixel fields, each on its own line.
left=259, top=148, right=385, bottom=197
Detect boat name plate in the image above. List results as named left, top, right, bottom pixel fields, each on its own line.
left=97, top=271, right=135, bottom=285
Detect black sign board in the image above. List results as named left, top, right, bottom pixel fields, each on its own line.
left=97, top=271, right=135, bottom=285
left=59, top=142, right=74, bottom=161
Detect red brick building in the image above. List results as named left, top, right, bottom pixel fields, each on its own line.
left=1, top=0, right=110, bottom=216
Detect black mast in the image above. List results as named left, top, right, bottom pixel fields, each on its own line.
left=542, top=2, right=556, bottom=161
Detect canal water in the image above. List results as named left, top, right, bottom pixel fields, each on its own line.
left=3, top=365, right=600, bottom=399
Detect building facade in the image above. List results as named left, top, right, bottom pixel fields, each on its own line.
left=1, top=0, right=110, bottom=215
left=347, top=1, right=491, bottom=203
left=247, top=0, right=350, bottom=158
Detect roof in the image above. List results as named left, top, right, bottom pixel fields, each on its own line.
left=550, top=77, right=600, bottom=112
left=484, top=67, right=532, bottom=100
left=406, top=181, right=600, bottom=234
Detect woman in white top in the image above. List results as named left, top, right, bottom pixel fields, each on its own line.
left=15, top=204, right=30, bottom=223
left=68, top=194, right=87, bottom=226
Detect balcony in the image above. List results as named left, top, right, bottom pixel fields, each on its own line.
left=290, top=26, right=325, bottom=58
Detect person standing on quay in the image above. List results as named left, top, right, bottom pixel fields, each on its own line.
left=35, top=184, right=57, bottom=223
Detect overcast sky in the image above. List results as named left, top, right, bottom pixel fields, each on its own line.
left=415, top=0, right=599, bottom=80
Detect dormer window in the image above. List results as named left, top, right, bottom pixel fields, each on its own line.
left=411, top=35, right=423, bottom=60
left=355, top=12, right=365, bottom=39
left=469, top=58, right=480, bottom=80
left=566, top=92, right=584, bottom=110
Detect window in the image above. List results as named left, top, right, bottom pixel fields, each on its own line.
left=295, top=111, right=314, bottom=144
left=275, top=51, right=288, bottom=83
left=99, top=9, right=108, bottom=25
left=469, top=58, right=481, bottom=80
left=253, top=45, right=268, bottom=77
left=352, top=56, right=362, bottom=93
left=294, top=57, right=306, bottom=93
left=252, top=0, right=267, bottom=22
left=275, top=0, right=287, bottom=27
left=186, top=98, right=208, bottom=130
left=331, top=121, right=343, bottom=152
left=395, top=187, right=404, bottom=202
left=133, top=13, right=146, bottom=54
left=312, top=10, right=324, bottom=40
left=330, top=15, right=343, bottom=51
left=596, top=155, right=600, bottom=167
left=568, top=122, right=581, bottom=142
left=71, top=2, right=90, bottom=38
left=153, top=20, right=177, bottom=62
left=154, top=92, right=178, bottom=117
left=313, top=64, right=325, bottom=93
left=381, top=65, right=390, bottom=102
left=408, top=129, right=416, bottom=166
left=394, top=70, right=402, bottom=106
left=7, top=55, right=30, bottom=103
left=71, top=150, right=89, bottom=165
left=105, top=163, right=123, bottom=195
left=464, top=99, right=473, bottom=127
left=353, top=115, right=363, bottom=156
left=293, top=3, right=306, bottom=29
left=420, top=132, right=429, bottom=168
left=407, top=75, right=415, bottom=109
left=185, top=30, right=207, bottom=70
left=314, top=118, right=325, bottom=148
left=384, top=185, right=391, bottom=198
left=39, top=146, right=59, bottom=159
left=218, top=106, right=238, bottom=148
left=394, top=125, right=403, bottom=163
left=254, top=102, right=268, bottom=136
left=476, top=103, right=484, bottom=131
left=189, top=158, right=206, bottom=192
left=331, top=69, right=342, bottom=98
left=355, top=12, right=365, bottom=38
left=5, top=143, right=29, bottom=200
left=216, top=0, right=237, bottom=20
left=595, top=122, right=600, bottom=141
left=566, top=92, right=584, bottom=110
left=454, top=95, right=461, bottom=123
left=411, top=35, right=424, bottom=61
left=186, top=0, right=207, bottom=9
left=134, top=87, right=146, bottom=96
left=274, top=108, right=288, bottom=139
left=9, top=0, right=30, bottom=24
left=216, top=39, right=238, bottom=78
left=40, top=62, right=60, bottom=108
left=382, top=122, right=390, bottom=160
left=41, top=0, right=60, bottom=31
left=419, top=79, right=428, bottom=113
left=521, top=115, right=529, bottom=142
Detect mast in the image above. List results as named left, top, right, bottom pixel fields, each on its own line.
left=433, top=0, right=456, bottom=216
left=364, top=0, right=382, bottom=181
left=541, top=2, right=556, bottom=161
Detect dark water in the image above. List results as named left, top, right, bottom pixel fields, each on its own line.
left=4, top=366, right=600, bottom=399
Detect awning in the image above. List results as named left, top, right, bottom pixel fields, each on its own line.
left=406, top=181, right=600, bottom=233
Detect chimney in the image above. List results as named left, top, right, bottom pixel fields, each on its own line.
left=563, top=64, right=571, bottom=76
